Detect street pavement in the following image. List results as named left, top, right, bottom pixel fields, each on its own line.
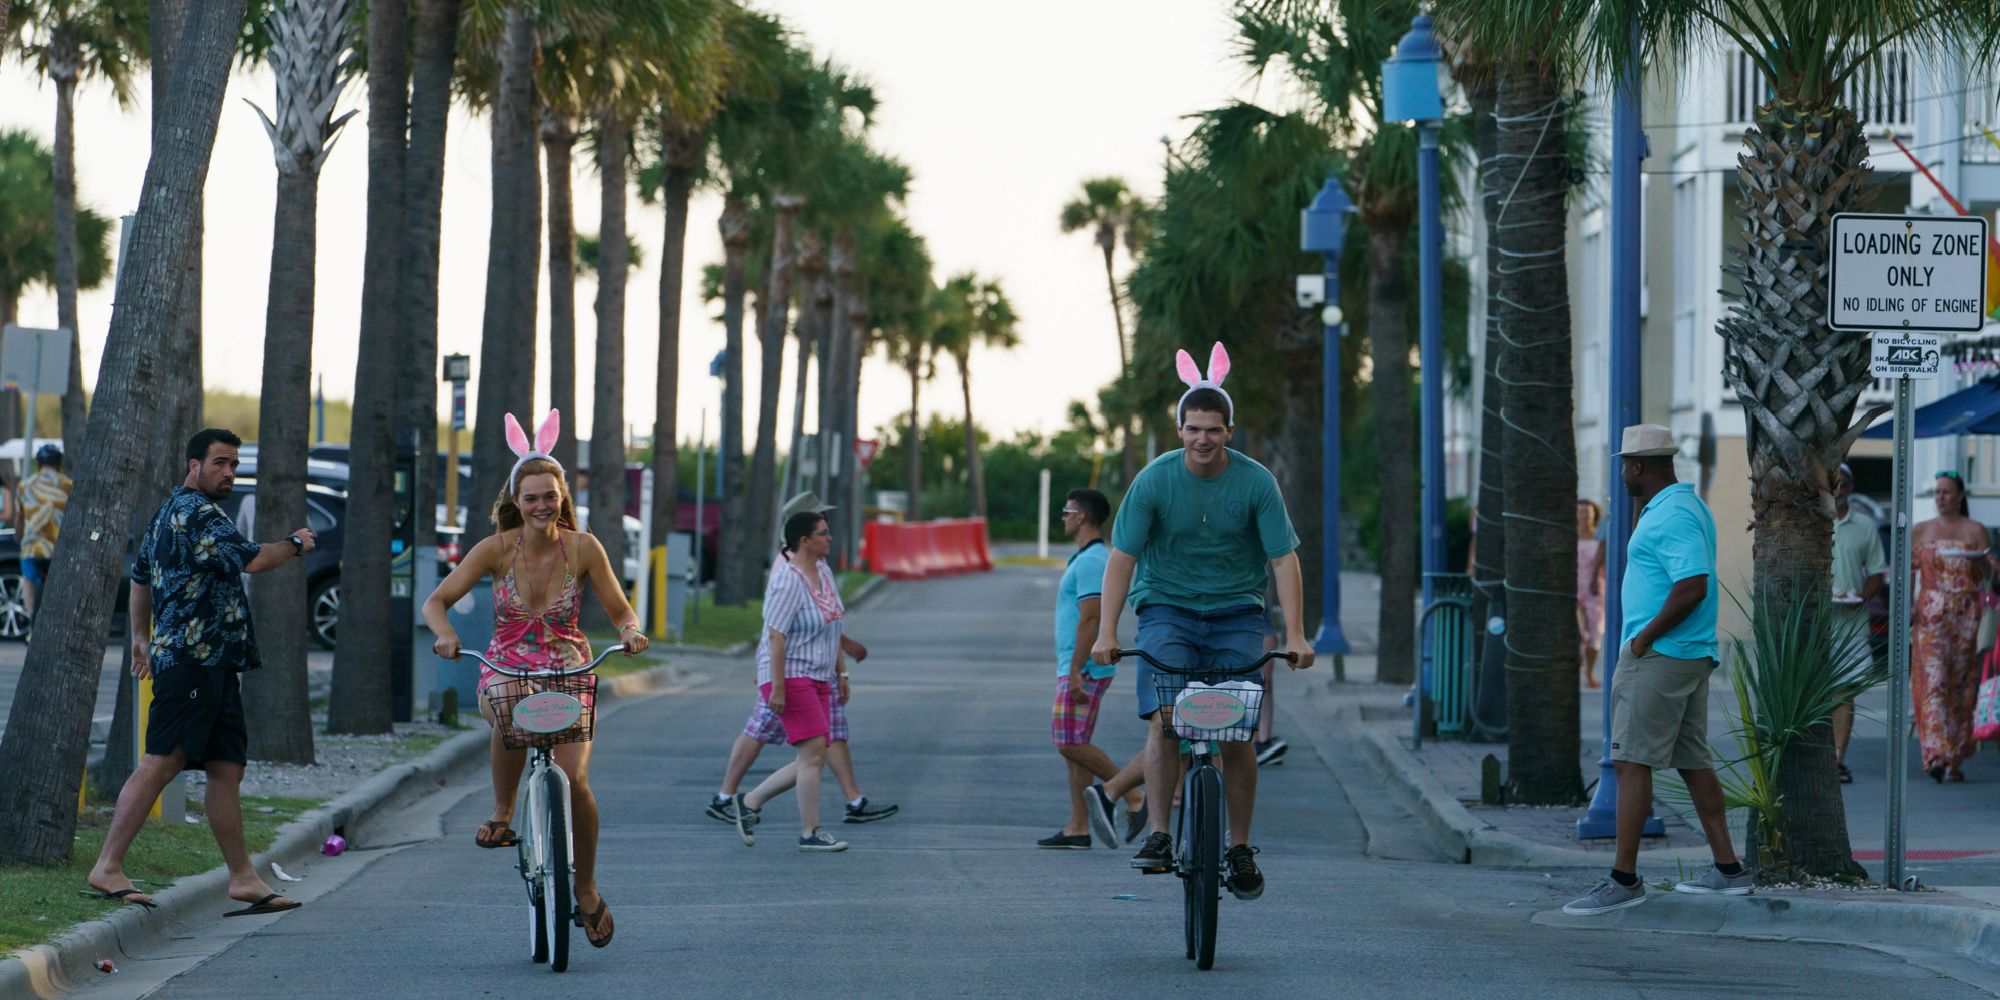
left=63, top=565, right=1996, bottom=998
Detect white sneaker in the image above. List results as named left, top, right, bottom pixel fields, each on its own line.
left=799, top=829, right=848, bottom=852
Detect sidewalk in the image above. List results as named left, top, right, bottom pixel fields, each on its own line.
left=1288, top=653, right=2000, bottom=973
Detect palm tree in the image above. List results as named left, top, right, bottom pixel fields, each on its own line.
left=881, top=281, right=938, bottom=521
left=931, top=273, right=1020, bottom=519
left=1060, top=176, right=1149, bottom=482
left=395, top=0, right=462, bottom=550
left=13, top=0, right=147, bottom=460
left=712, top=194, right=754, bottom=603
left=463, top=0, right=542, bottom=553
left=328, top=0, right=410, bottom=736
left=241, top=0, right=358, bottom=763
left=542, top=106, right=581, bottom=471
left=783, top=224, right=827, bottom=500
left=0, top=0, right=251, bottom=867
left=0, top=128, right=112, bottom=329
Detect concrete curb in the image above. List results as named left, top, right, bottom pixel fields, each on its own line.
left=1532, top=891, right=2000, bottom=976
left=1, top=656, right=699, bottom=999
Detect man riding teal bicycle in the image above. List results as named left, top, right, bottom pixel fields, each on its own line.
left=1091, top=343, right=1314, bottom=900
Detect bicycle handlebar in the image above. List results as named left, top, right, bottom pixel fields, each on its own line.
left=451, top=644, right=628, bottom=678
left=1112, top=648, right=1295, bottom=676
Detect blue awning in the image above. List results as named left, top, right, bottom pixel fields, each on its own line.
left=1860, top=377, right=2000, bottom=439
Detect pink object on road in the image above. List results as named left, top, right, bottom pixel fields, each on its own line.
left=321, top=834, right=347, bottom=856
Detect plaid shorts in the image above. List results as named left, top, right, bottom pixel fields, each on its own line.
left=744, top=687, right=849, bottom=745
left=1051, top=674, right=1114, bottom=747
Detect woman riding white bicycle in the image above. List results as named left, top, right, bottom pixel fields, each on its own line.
left=422, top=411, right=646, bottom=949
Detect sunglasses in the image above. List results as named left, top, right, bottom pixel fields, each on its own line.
left=1938, top=470, right=1964, bottom=482
left=810, top=529, right=832, bottom=538
left=1060, top=508, right=1082, bottom=516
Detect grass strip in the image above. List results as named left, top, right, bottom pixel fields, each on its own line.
left=0, top=794, right=322, bottom=954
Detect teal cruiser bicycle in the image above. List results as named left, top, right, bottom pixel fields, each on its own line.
left=1117, top=647, right=1293, bottom=971
left=458, top=646, right=622, bottom=973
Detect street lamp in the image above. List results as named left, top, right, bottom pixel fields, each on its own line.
left=1301, top=177, right=1353, bottom=662
left=442, top=353, right=470, bottom=529
left=1382, top=12, right=1449, bottom=697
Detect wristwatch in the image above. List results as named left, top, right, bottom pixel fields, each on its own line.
left=288, top=534, right=305, bottom=555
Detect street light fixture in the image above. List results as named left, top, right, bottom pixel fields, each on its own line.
left=1383, top=11, right=1450, bottom=709
left=1301, top=177, right=1354, bottom=661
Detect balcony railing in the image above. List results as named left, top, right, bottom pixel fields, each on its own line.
left=1725, top=49, right=1914, bottom=130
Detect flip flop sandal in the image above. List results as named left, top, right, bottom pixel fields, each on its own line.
left=475, top=820, right=519, bottom=849
left=576, top=899, right=614, bottom=948
left=224, top=892, right=302, bottom=917
left=82, top=886, right=157, bottom=909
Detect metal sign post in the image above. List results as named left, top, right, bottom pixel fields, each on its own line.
left=1831, top=207, right=1979, bottom=888
left=1870, top=333, right=1943, bottom=890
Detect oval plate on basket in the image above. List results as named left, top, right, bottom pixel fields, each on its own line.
left=1174, top=688, right=1246, bottom=732
left=513, top=691, right=585, bottom=734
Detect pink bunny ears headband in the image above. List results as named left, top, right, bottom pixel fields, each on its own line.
left=1175, top=343, right=1233, bottom=427
left=504, top=410, right=563, bottom=495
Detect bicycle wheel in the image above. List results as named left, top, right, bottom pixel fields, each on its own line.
left=543, top=769, right=572, bottom=973
left=521, top=775, right=548, bottom=964
left=1189, top=765, right=1222, bottom=970
left=1180, top=799, right=1197, bottom=961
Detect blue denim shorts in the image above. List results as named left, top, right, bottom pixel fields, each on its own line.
left=1133, top=603, right=1265, bottom=719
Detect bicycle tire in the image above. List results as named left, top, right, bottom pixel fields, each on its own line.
left=1190, top=765, right=1222, bottom=970
left=1181, top=793, right=1197, bottom=961
left=522, top=779, right=548, bottom=964
left=544, top=770, right=572, bottom=973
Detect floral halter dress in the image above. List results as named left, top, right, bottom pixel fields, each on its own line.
left=481, top=529, right=592, bottom=703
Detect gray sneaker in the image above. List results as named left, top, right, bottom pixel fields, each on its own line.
left=1561, top=877, right=1647, bottom=915
left=799, top=829, right=849, bottom=852
left=1085, top=784, right=1118, bottom=848
left=731, top=794, right=758, bottom=847
left=1674, top=866, right=1754, bottom=896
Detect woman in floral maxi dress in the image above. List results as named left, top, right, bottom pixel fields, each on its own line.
left=1910, top=472, right=1992, bottom=782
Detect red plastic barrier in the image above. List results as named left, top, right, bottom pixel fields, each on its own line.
left=859, top=519, right=993, bottom=580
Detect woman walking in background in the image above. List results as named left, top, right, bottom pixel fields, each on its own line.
left=1576, top=499, right=1606, bottom=688
left=1910, top=471, right=1992, bottom=783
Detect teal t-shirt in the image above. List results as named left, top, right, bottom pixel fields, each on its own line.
left=1055, top=539, right=1113, bottom=679
left=1111, top=449, right=1299, bottom=612
left=1620, top=482, right=1718, bottom=661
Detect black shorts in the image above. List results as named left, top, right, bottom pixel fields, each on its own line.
left=145, top=665, right=248, bottom=770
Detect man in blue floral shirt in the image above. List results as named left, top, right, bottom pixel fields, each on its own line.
left=87, top=428, right=319, bottom=916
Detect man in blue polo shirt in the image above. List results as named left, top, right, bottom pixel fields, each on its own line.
left=1041, top=488, right=1148, bottom=849
left=1566, top=424, right=1749, bottom=915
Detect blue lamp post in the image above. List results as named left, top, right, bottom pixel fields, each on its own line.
left=1302, top=178, right=1354, bottom=658
left=1383, top=12, right=1449, bottom=698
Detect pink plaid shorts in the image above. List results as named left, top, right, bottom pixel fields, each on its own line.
left=744, top=687, right=849, bottom=745
left=1051, top=674, right=1114, bottom=746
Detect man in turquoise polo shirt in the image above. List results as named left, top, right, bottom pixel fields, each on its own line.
left=1566, top=424, right=1749, bottom=916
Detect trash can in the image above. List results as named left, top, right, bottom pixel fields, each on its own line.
left=424, top=578, right=492, bottom=714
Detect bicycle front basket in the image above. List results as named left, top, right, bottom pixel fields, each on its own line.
left=1162, top=679, right=1263, bottom=742
left=490, top=672, right=598, bottom=750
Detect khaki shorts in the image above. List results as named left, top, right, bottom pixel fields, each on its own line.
left=1608, top=644, right=1716, bottom=771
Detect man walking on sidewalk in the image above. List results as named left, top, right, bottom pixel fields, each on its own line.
left=1040, top=488, right=1146, bottom=849
left=87, top=429, right=318, bottom=914
left=1565, top=424, right=1748, bottom=915
left=17, top=442, right=71, bottom=622
left=1830, top=462, right=1885, bottom=784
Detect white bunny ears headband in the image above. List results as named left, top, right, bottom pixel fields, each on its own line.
left=504, top=410, right=563, bottom=495
left=1175, top=343, right=1233, bottom=427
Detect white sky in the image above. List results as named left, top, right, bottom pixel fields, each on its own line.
left=1, top=1, right=1257, bottom=449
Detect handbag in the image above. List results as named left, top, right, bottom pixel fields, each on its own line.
left=1976, top=663, right=2000, bottom=743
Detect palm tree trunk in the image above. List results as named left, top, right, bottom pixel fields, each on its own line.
left=52, top=60, right=86, bottom=460
left=0, top=0, right=249, bottom=865
left=783, top=311, right=813, bottom=500
left=958, top=352, right=985, bottom=519
left=1366, top=224, right=1417, bottom=686
left=466, top=2, right=538, bottom=552
left=328, top=0, right=409, bottom=736
left=746, top=196, right=800, bottom=566
left=1729, top=97, right=1876, bottom=878
left=1495, top=61, right=1580, bottom=804
left=812, top=266, right=834, bottom=501
left=905, top=355, right=922, bottom=521
left=398, top=0, right=459, bottom=550
left=242, top=167, right=320, bottom=764
left=826, top=228, right=858, bottom=564
left=587, top=110, right=630, bottom=626
left=1099, top=236, right=1137, bottom=485
left=784, top=230, right=826, bottom=501
left=1468, top=71, right=1509, bottom=735
left=648, top=124, right=700, bottom=555
left=714, top=197, right=751, bottom=604
left=544, top=111, right=578, bottom=473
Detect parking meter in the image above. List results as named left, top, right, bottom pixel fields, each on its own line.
left=389, top=427, right=419, bottom=722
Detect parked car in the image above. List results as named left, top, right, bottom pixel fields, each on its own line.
left=216, top=481, right=348, bottom=650
left=0, top=526, right=27, bottom=640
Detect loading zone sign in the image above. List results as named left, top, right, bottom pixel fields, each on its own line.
left=1828, top=213, right=1988, bottom=333
left=1870, top=332, right=1942, bottom=380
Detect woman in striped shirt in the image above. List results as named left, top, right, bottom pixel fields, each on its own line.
left=758, top=510, right=849, bottom=851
